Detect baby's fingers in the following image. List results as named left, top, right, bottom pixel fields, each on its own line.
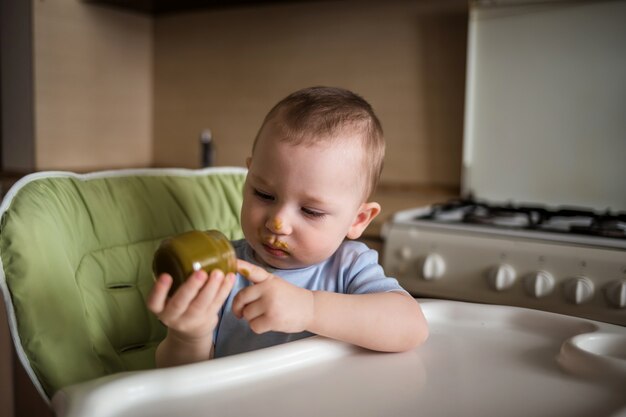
left=237, top=259, right=273, bottom=284
left=191, top=269, right=226, bottom=313
left=232, top=285, right=261, bottom=319
left=158, top=270, right=208, bottom=323
left=147, top=273, right=173, bottom=314
left=207, top=272, right=236, bottom=316
left=190, top=269, right=233, bottom=314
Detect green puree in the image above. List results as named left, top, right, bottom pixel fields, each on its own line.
left=153, top=230, right=237, bottom=294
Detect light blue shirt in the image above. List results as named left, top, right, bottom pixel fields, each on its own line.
left=213, top=239, right=408, bottom=357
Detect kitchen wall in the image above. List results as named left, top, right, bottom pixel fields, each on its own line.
left=3, top=0, right=466, bottom=186
left=153, top=0, right=467, bottom=188
left=34, top=0, right=153, bottom=171
left=1, top=0, right=153, bottom=173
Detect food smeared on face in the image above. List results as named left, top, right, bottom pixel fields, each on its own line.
left=264, top=234, right=289, bottom=250
left=271, top=239, right=288, bottom=250
left=273, top=217, right=283, bottom=231
left=258, top=226, right=289, bottom=251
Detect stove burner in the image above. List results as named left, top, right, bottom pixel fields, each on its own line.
left=464, top=209, right=531, bottom=228
left=570, top=215, right=626, bottom=238
left=463, top=205, right=546, bottom=228
left=420, top=198, right=626, bottom=239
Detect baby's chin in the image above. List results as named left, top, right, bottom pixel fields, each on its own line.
left=251, top=246, right=307, bottom=270
left=251, top=245, right=285, bottom=268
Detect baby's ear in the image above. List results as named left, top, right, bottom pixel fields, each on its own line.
left=347, top=202, right=381, bottom=240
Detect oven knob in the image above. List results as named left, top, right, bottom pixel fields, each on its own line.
left=524, top=271, right=555, bottom=298
left=487, top=264, right=516, bottom=291
left=421, top=253, right=446, bottom=280
left=604, top=280, right=626, bottom=308
left=563, top=276, right=595, bottom=305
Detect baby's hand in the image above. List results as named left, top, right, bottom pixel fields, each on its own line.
left=147, top=269, right=235, bottom=341
left=232, top=259, right=314, bottom=334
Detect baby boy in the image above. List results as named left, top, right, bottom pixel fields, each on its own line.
left=147, top=86, right=428, bottom=367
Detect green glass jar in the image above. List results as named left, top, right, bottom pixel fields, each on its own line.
left=152, top=230, right=237, bottom=294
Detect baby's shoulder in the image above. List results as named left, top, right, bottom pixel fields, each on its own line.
left=333, top=240, right=378, bottom=265
left=336, top=239, right=370, bottom=254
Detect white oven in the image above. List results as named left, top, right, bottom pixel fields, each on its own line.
left=383, top=203, right=626, bottom=326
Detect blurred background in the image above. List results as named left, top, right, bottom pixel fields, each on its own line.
left=1, top=0, right=465, bottom=194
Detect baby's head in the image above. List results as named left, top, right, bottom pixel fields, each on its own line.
left=242, top=86, right=385, bottom=269
left=252, top=86, right=385, bottom=201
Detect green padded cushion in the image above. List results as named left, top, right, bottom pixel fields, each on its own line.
left=0, top=168, right=246, bottom=397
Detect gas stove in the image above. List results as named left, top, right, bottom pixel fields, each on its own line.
left=412, top=197, right=626, bottom=245
left=382, top=198, right=626, bottom=326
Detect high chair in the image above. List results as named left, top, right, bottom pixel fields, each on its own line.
left=0, top=167, right=247, bottom=410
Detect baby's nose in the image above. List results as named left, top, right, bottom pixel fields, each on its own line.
left=266, top=216, right=290, bottom=234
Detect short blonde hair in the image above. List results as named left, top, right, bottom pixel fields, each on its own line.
left=252, top=86, right=385, bottom=199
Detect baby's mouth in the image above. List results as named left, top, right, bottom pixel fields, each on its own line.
left=261, top=234, right=289, bottom=255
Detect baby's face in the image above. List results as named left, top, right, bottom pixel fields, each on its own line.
left=241, top=124, right=370, bottom=269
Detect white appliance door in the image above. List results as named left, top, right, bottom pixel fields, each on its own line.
left=463, top=0, right=626, bottom=212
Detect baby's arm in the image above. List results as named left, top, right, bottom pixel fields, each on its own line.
left=307, top=291, right=428, bottom=352
left=232, top=260, right=428, bottom=352
left=147, top=269, right=235, bottom=367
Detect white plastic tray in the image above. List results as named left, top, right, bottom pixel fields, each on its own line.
left=53, top=299, right=626, bottom=417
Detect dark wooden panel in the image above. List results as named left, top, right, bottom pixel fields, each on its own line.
left=83, top=0, right=328, bottom=15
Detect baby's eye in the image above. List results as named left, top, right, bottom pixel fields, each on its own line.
left=302, top=207, right=326, bottom=219
left=253, top=189, right=274, bottom=201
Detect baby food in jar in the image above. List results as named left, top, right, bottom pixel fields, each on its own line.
left=153, top=230, right=236, bottom=294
